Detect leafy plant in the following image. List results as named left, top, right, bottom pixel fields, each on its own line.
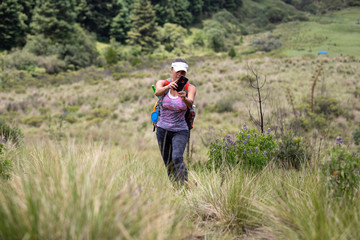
left=23, top=116, right=44, bottom=127
left=228, top=47, right=236, bottom=58
left=353, top=122, right=360, bottom=145
left=276, top=132, right=311, bottom=169
left=86, top=108, right=111, bottom=121
left=250, top=37, right=282, bottom=52
left=0, top=119, right=23, bottom=146
left=0, top=119, right=23, bottom=179
left=208, top=125, right=277, bottom=170
left=323, top=137, right=360, bottom=200
left=0, top=147, right=12, bottom=180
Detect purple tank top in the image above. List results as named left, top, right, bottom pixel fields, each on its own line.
left=157, top=91, right=188, bottom=132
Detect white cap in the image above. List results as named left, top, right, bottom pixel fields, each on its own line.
left=171, top=62, right=188, bottom=72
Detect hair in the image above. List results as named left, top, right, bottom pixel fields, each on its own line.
left=173, top=58, right=187, bottom=64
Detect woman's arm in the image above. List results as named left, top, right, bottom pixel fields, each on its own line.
left=155, top=80, right=178, bottom=96
left=179, top=84, right=196, bottom=107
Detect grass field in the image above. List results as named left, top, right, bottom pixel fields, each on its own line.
left=1, top=7, right=360, bottom=240
left=277, top=7, right=360, bottom=57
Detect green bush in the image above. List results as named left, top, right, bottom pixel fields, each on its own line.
left=0, top=119, right=23, bottom=146
left=24, top=25, right=98, bottom=71
left=208, top=125, right=277, bottom=170
left=250, top=37, right=282, bottom=52
left=104, top=47, right=118, bottom=65
left=322, top=138, right=360, bottom=199
left=265, top=7, right=286, bottom=23
left=228, top=47, right=236, bottom=58
left=65, top=105, right=80, bottom=113
left=86, top=108, right=111, bottom=121
left=113, top=72, right=131, bottom=80
left=191, top=30, right=205, bottom=47
left=0, top=149, right=12, bottom=180
left=23, top=116, right=44, bottom=127
left=130, top=57, right=142, bottom=67
left=297, top=96, right=346, bottom=132
left=353, top=122, right=360, bottom=145
left=0, top=119, right=23, bottom=180
left=157, top=23, right=187, bottom=52
left=64, top=116, right=77, bottom=124
left=314, top=96, right=344, bottom=117
left=4, top=50, right=38, bottom=71
left=276, top=133, right=311, bottom=170
left=37, top=55, right=66, bottom=74
left=214, top=97, right=235, bottom=113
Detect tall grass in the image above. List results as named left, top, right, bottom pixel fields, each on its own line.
left=1, top=140, right=360, bottom=239
left=186, top=168, right=265, bottom=233
left=0, top=141, right=191, bottom=240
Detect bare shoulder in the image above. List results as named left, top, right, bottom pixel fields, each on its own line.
left=189, top=83, right=196, bottom=91
left=156, top=79, right=166, bottom=86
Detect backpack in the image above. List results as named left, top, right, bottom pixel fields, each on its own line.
left=151, top=78, right=196, bottom=131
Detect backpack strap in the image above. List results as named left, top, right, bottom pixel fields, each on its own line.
left=164, top=78, right=172, bottom=86
left=159, top=78, right=171, bottom=110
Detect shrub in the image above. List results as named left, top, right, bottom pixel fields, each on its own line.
left=314, top=96, right=344, bottom=117
left=0, top=120, right=23, bottom=180
left=322, top=138, right=360, bottom=199
left=204, top=20, right=227, bottom=52
left=86, top=108, right=111, bottom=121
left=250, top=37, right=282, bottom=52
left=113, top=72, right=131, bottom=80
left=37, top=55, right=66, bottom=74
left=64, top=116, right=77, bottom=124
left=353, top=122, right=360, bottom=145
left=24, top=25, right=98, bottom=71
left=276, top=133, right=311, bottom=169
left=191, top=30, right=205, bottom=47
left=265, top=8, right=286, bottom=23
left=228, top=47, right=236, bottom=58
left=208, top=124, right=277, bottom=170
left=0, top=119, right=23, bottom=146
left=23, top=116, right=44, bottom=127
left=214, top=97, right=235, bottom=113
left=157, top=23, right=187, bottom=52
left=104, top=47, right=118, bottom=65
left=0, top=148, right=12, bottom=180
left=130, top=57, right=142, bottom=67
left=4, top=50, right=38, bottom=71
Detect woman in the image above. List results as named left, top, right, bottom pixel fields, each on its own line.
left=155, top=58, right=196, bottom=184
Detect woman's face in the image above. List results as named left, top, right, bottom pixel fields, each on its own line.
left=171, top=68, right=186, bottom=81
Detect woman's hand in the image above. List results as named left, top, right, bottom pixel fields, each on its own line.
left=178, top=91, right=186, bottom=100
left=155, top=80, right=177, bottom=96
left=167, top=81, right=178, bottom=90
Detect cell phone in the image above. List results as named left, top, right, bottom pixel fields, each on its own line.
left=176, top=76, right=188, bottom=92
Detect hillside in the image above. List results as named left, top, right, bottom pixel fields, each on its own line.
left=0, top=6, right=360, bottom=240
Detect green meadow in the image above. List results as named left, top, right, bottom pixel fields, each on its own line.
left=1, top=7, right=360, bottom=240
left=278, top=7, right=360, bottom=57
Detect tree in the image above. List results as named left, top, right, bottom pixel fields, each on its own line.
left=26, top=0, right=98, bottom=70
left=223, top=0, right=243, bottom=11
left=0, top=0, right=27, bottom=50
left=157, top=23, right=187, bottom=52
left=127, top=0, right=158, bottom=53
left=347, top=0, right=360, bottom=6
left=110, top=2, right=131, bottom=43
left=188, top=0, right=204, bottom=17
left=31, top=0, right=76, bottom=43
left=18, top=0, right=36, bottom=28
left=76, top=0, right=122, bottom=42
left=167, top=0, right=193, bottom=27
left=151, top=0, right=193, bottom=27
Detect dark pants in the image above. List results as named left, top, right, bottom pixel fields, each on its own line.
left=156, top=127, right=189, bottom=183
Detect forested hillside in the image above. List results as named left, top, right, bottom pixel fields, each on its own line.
left=1, top=0, right=360, bottom=73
